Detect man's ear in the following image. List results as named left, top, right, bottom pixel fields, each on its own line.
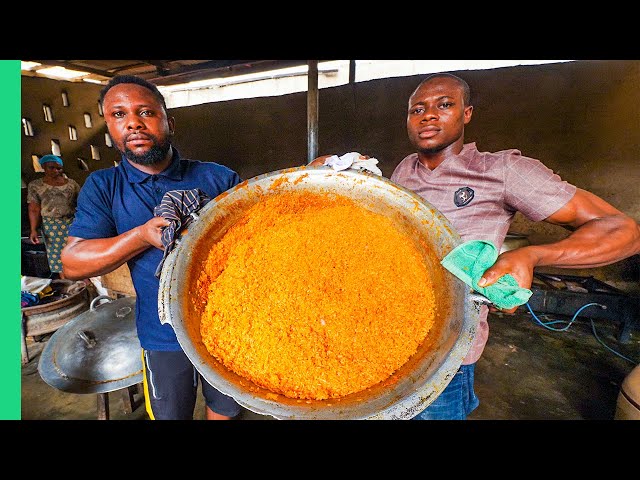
left=168, top=116, right=176, bottom=135
left=463, top=105, right=473, bottom=125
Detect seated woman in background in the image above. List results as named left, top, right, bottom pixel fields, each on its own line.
left=27, top=155, right=81, bottom=279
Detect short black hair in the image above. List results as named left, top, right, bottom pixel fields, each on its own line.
left=415, top=73, right=472, bottom=107
left=99, top=74, right=168, bottom=112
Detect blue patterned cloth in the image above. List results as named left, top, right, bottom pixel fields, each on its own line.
left=153, top=189, right=212, bottom=278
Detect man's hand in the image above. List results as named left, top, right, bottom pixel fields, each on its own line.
left=308, top=155, right=334, bottom=166
left=477, top=247, right=537, bottom=314
left=136, top=216, right=171, bottom=250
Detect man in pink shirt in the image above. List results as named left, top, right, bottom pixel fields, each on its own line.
left=312, top=73, right=640, bottom=419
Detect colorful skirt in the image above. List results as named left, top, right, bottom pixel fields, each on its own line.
left=41, top=216, right=73, bottom=274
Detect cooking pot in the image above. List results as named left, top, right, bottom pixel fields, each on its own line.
left=21, top=279, right=89, bottom=365
left=158, top=166, right=483, bottom=419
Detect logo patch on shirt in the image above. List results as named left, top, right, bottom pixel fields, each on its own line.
left=454, top=187, right=474, bottom=207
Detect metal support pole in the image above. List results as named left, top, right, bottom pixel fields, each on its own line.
left=349, top=59, right=356, bottom=84
left=307, top=60, right=319, bottom=163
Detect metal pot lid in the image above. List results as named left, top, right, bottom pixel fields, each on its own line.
left=38, top=295, right=142, bottom=394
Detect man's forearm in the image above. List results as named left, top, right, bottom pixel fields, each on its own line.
left=61, top=229, right=151, bottom=280
left=527, top=214, right=640, bottom=269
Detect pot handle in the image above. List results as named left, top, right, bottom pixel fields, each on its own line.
left=172, top=212, right=201, bottom=249
left=77, top=330, right=97, bottom=348
left=469, top=292, right=493, bottom=306
left=90, top=295, right=113, bottom=311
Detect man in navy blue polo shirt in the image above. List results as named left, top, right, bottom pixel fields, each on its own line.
left=61, top=75, right=242, bottom=420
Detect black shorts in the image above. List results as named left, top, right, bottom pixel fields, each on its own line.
left=142, top=349, right=241, bottom=420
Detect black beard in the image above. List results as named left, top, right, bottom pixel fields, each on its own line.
left=123, top=139, right=172, bottom=166
left=417, top=144, right=445, bottom=155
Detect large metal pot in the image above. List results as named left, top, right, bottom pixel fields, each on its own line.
left=158, top=166, right=481, bottom=419
left=21, top=279, right=90, bottom=365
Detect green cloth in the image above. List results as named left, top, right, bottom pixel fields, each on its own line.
left=441, top=240, right=532, bottom=310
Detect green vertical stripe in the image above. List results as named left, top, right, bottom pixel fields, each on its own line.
left=1, top=60, right=21, bottom=420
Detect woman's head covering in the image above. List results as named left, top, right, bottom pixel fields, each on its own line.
left=39, top=154, right=63, bottom=167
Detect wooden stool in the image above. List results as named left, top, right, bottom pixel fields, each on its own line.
left=97, top=383, right=144, bottom=420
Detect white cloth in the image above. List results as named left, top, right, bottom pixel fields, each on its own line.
left=20, top=276, right=52, bottom=294
left=89, top=277, right=110, bottom=297
left=323, top=152, right=383, bottom=176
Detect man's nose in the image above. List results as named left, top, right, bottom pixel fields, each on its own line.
left=126, top=117, right=144, bottom=129
left=421, top=106, right=438, bottom=121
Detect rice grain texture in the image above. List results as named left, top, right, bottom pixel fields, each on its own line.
left=199, top=191, right=437, bottom=400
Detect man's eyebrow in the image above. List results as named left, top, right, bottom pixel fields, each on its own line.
left=411, top=95, right=456, bottom=106
left=106, top=102, right=156, bottom=110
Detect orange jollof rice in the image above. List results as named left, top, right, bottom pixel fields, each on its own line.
left=199, top=191, right=437, bottom=400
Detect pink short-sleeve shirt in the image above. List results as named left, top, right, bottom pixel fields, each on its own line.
left=390, top=142, right=576, bottom=364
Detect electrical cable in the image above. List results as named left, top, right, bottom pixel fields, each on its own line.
left=525, top=302, right=639, bottom=365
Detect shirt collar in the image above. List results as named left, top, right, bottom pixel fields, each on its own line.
left=120, top=146, right=184, bottom=184
left=412, top=142, right=478, bottom=170
left=460, top=142, right=477, bottom=158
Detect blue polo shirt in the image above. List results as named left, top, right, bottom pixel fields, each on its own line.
left=68, top=148, right=242, bottom=350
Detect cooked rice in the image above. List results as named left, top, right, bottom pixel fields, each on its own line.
left=199, top=191, right=437, bottom=400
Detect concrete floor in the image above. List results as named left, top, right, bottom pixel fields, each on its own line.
left=21, top=307, right=639, bottom=421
